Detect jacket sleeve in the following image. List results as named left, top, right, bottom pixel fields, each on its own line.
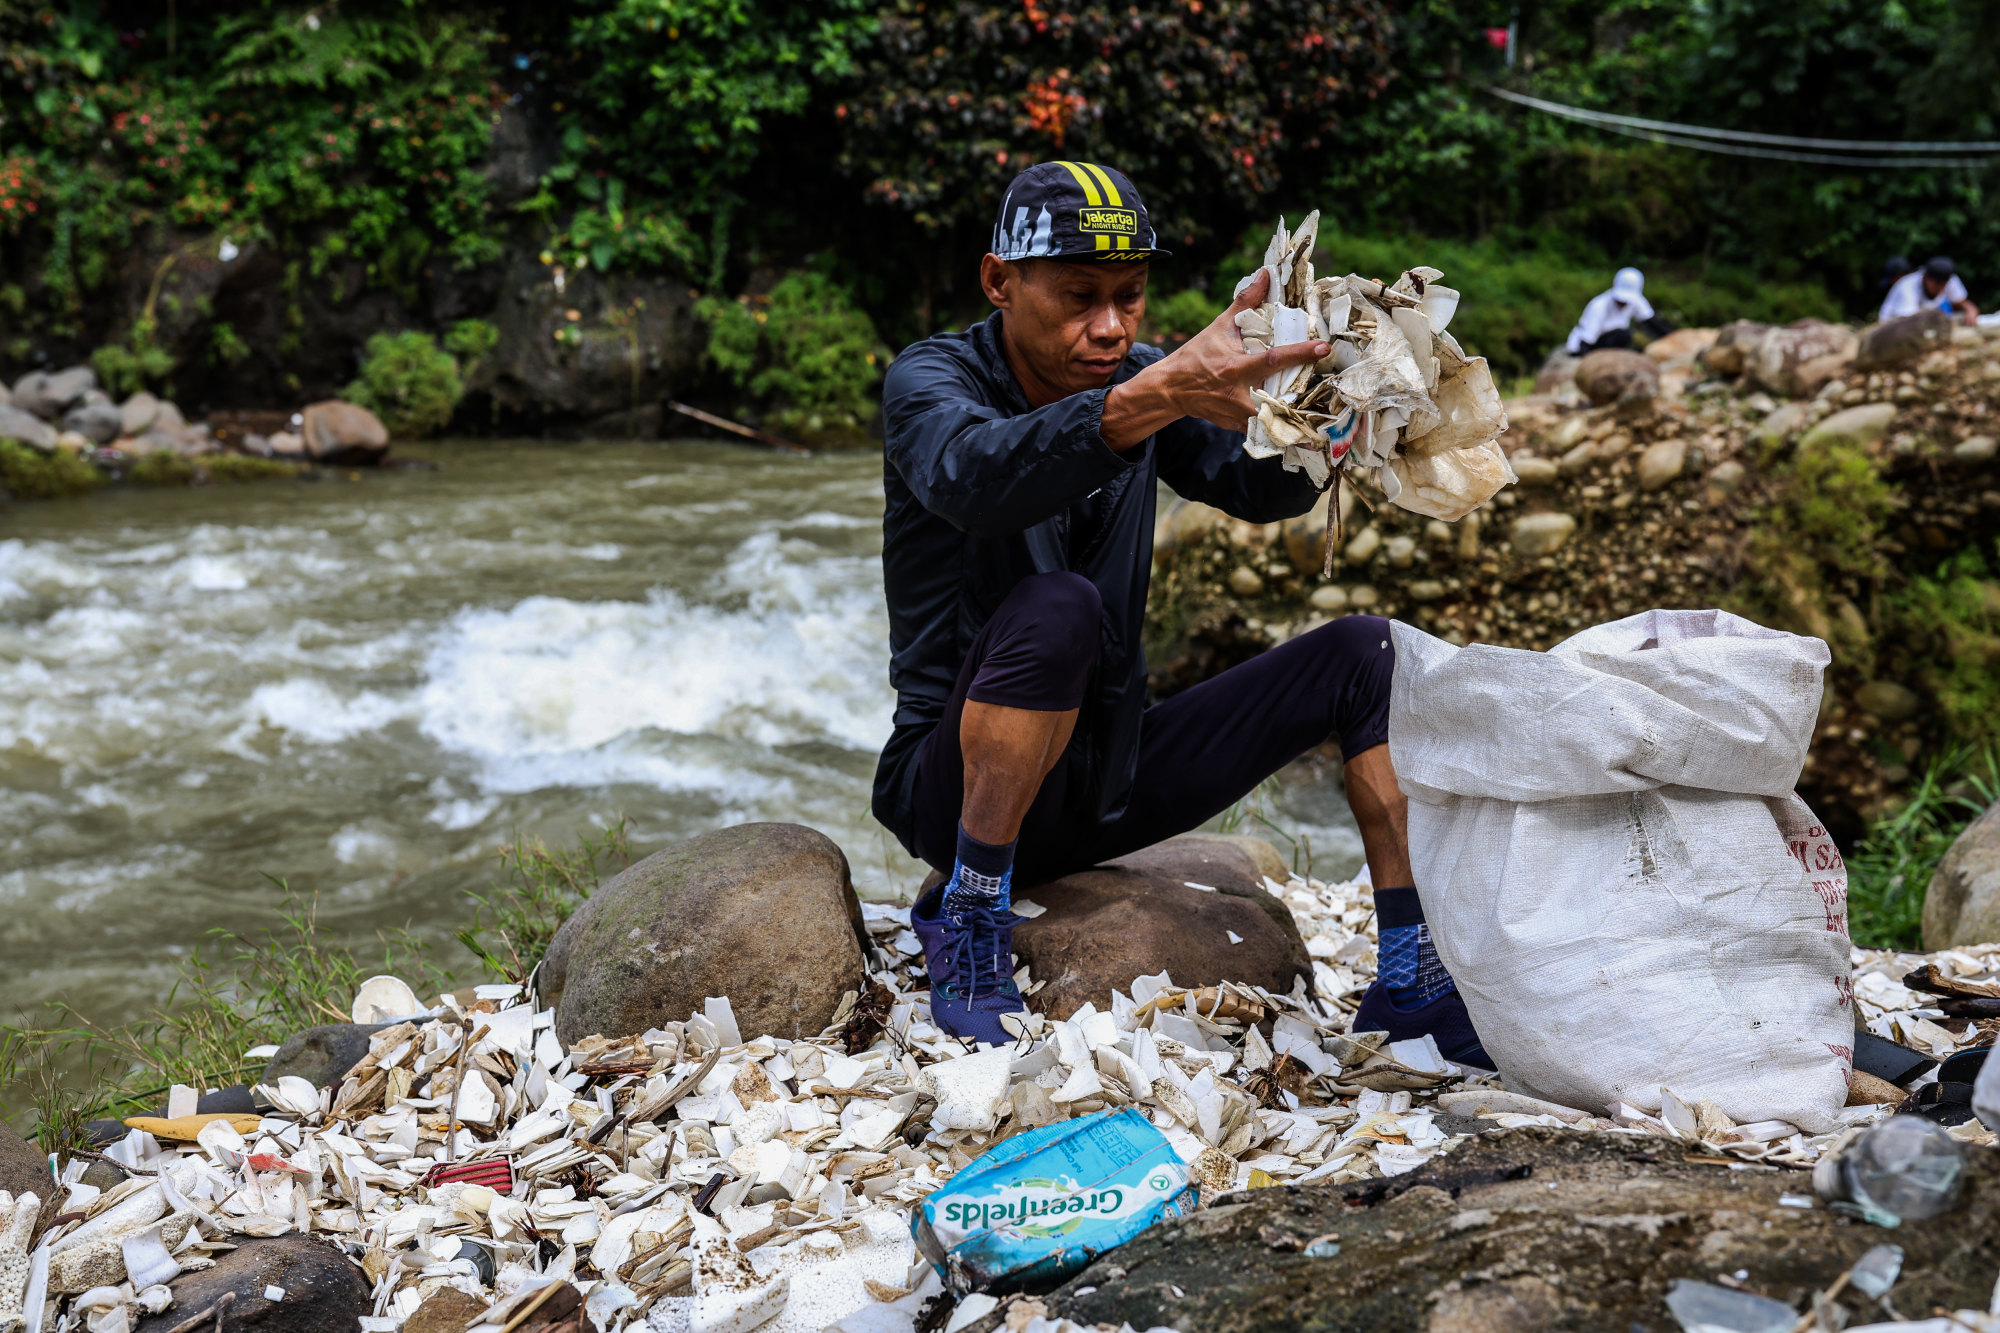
left=1155, top=414, right=1321, bottom=523
left=882, top=345, right=1135, bottom=538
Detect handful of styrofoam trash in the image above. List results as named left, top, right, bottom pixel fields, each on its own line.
left=1234, top=211, right=1514, bottom=548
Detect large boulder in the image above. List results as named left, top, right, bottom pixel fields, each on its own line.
left=1046, top=1127, right=2000, bottom=1333
left=1531, top=350, right=1580, bottom=395
left=0, top=404, right=57, bottom=453
left=541, top=823, right=868, bottom=1045
left=119, top=391, right=162, bottom=436
left=1746, top=318, right=1856, bottom=398
left=1005, top=834, right=1309, bottom=1020
left=1857, top=309, right=1954, bottom=371
left=1572, top=349, right=1657, bottom=406
left=0, top=1120, right=48, bottom=1200
left=132, top=1237, right=371, bottom=1333
left=263, top=1022, right=395, bottom=1088
left=1699, top=320, right=1769, bottom=377
left=300, top=400, right=389, bottom=464
left=11, top=366, right=96, bottom=421
left=1923, top=800, right=2000, bottom=949
left=1642, top=327, right=1716, bottom=363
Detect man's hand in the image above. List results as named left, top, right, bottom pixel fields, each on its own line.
left=1100, top=268, right=1329, bottom=451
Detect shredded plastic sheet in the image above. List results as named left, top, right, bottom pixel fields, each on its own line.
left=1232, top=213, right=1515, bottom=542
left=32, top=879, right=2000, bottom=1333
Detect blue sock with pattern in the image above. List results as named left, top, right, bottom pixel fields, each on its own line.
left=944, top=823, right=1014, bottom=911
left=1375, top=886, right=1456, bottom=1008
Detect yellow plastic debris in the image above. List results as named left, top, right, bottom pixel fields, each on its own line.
left=121, top=1112, right=263, bottom=1141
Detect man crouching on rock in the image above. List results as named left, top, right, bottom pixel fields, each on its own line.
left=872, top=161, right=1487, bottom=1068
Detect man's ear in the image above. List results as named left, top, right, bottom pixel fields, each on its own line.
left=980, top=254, right=1018, bottom=310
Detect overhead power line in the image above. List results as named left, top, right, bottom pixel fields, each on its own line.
left=1485, top=87, right=2000, bottom=168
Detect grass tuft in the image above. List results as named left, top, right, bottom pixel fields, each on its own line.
left=1846, top=747, right=2000, bottom=950
left=457, top=819, right=631, bottom=986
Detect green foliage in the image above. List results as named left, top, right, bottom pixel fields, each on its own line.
left=0, top=888, right=444, bottom=1132
left=0, top=440, right=104, bottom=500
left=456, top=819, right=632, bottom=986
left=344, top=331, right=465, bottom=439
left=92, top=322, right=177, bottom=399
left=1883, top=544, right=2000, bottom=750
left=1847, top=747, right=2000, bottom=949
left=698, top=264, right=889, bottom=443
left=1731, top=441, right=1896, bottom=664
left=1, top=5, right=503, bottom=336
left=1142, top=288, right=1225, bottom=343
left=836, top=0, right=1392, bottom=251
left=205, top=455, right=303, bottom=484
left=130, top=452, right=197, bottom=487
left=443, top=317, right=499, bottom=370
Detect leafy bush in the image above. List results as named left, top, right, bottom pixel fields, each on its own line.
left=444, top=317, right=499, bottom=372
left=836, top=0, right=1392, bottom=253
left=344, top=330, right=465, bottom=439
left=1731, top=440, right=1895, bottom=665
left=699, top=264, right=889, bottom=444
left=1884, top=544, right=2000, bottom=750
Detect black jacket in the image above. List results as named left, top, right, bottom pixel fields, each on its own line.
left=870, top=311, right=1319, bottom=849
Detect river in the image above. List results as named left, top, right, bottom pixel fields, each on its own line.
left=0, top=440, right=1360, bottom=1035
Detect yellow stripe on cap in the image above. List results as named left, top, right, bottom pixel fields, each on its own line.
left=1053, top=161, right=1109, bottom=251
left=1081, top=164, right=1131, bottom=248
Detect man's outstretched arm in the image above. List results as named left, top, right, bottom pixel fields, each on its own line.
left=1099, top=268, right=1326, bottom=452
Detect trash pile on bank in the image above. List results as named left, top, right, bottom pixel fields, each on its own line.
left=1234, top=214, right=1513, bottom=551
left=0, top=363, right=395, bottom=481
left=13, top=863, right=1997, bottom=1333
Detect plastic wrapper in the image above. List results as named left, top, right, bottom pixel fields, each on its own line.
left=910, top=1108, right=1197, bottom=1294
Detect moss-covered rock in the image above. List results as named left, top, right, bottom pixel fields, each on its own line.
left=0, top=439, right=105, bottom=499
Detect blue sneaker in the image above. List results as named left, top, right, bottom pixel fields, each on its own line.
left=1352, top=978, right=1494, bottom=1071
left=911, top=881, right=1028, bottom=1046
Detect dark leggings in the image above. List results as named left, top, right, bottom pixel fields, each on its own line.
left=907, top=571, right=1393, bottom=883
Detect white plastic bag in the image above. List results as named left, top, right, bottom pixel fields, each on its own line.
left=1388, top=610, right=1854, bottom=1132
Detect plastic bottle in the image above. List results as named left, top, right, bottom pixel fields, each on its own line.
left=1813, top=1114, right=1964, bottom=1226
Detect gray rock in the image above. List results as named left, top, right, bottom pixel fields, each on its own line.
left=1573, top=349, right=1658, bottom=406
left=1532, top=350, right=1579, bottom=395
left=0, top=380, right=9, bottom=407
left=1756, top=402, right=1807, bottom=450
left=1856, top=680, right=1921, bottom=721
left=1700, top=320, right=1770, bottom=377
left=119, top=391, right=161, bottom=436
left=263, top=1022, right=394, bottom=1088
left=1509, top=512, right=1576, bottom=556
left=12, top=366, right=96, bottom=420
left=62, top=401, right=124, bottom=444
left=1510, top=456, right=1558, bottom=487
left=1747, top=319, right=1856, bottom=399
left=1707, top=460, right=1748, bottom=494
left=301, top=400, right=389, bottom=463
left=1956, top=435, right=1997, bottom=465
left=1857, top=310, right=1954, bottom=371
left=999, top=834, right=1308, bottom=1021
left=1800, top=403, right=1897, bottom=452
left=1636, top=438, right=1687, bottom=491
left=0, top=1120, right=49, bottom=1201
left=1046, top=1126, right=2000, bottom=1333
left=152, top=399, right=186, bottom=432
left=1924, top=800, right=2000, bottom=951
left=541, top=823, right=868, bottom=1045
left=132, top=1237, right=371, bottom=1333
left=0, top=404, right=58, bottom=453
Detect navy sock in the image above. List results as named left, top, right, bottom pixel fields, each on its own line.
left=945, top=823, right=1016, bottom=909
left=1375, top=886, right=1456, bottom=1007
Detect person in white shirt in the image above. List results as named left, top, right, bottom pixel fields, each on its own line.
left=1565, top=267, right=1673, bottom=355
left=1879, top=256, right=1980, bottom=325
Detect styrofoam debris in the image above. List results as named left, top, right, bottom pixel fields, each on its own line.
left=24, top=866, right=1991, bottom=1333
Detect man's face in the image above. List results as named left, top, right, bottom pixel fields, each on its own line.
left=982, top=256, right=1148, bottom=400
left=1923, top=275, right=1946, bottom=299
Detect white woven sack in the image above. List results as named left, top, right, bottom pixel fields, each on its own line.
left=1389, top=609, right=1854, bottom=1133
